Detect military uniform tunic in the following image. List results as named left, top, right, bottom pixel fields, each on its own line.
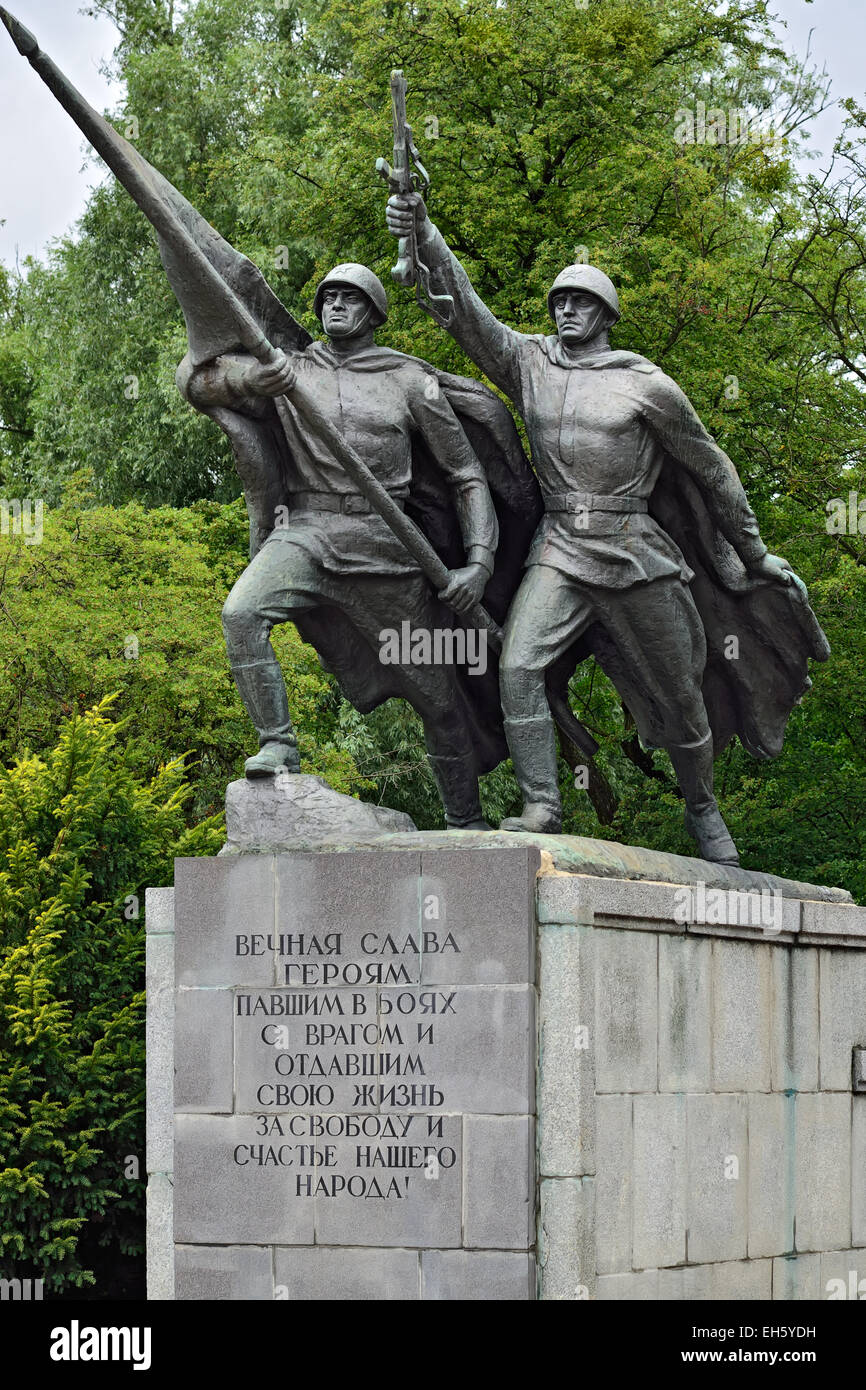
left=417, top=218, right=769, bottom=749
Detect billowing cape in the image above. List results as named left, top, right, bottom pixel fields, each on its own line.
left=541, top=346, right=830, bottom=759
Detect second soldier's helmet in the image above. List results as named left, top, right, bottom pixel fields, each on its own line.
left=313, top=263, right=389, bottom=327
left=547, top=265, right=621, bottom=324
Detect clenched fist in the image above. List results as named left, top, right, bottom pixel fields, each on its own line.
left=386, top=192, right=428, bottom=239
left=243, top=350, right=297, bottom=397
left=438, top=563, right=488, bottom=615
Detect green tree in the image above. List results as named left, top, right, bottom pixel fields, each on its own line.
left=0, top=699, right=221, bottom=1294
left=0, top=484, right=369, bottom=817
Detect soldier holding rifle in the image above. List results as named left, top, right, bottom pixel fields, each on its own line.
left=386, top=142, right=826, bottom=864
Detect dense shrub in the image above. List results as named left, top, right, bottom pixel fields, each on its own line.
left=0, top=699, right=221, bottom=1294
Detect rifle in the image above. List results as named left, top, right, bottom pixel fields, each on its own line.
left=376, top=69, right=453, bottom=327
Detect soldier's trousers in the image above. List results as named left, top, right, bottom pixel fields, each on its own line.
left=500, top=564, right=711, bottom=750
left=220, top=536, right=478, bottom=763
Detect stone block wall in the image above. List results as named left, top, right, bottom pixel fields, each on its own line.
left=536, top=872, right=866, bottom=1301
left=147, top=840, right=866, bottom=1300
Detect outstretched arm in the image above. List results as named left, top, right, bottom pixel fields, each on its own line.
left=386, top=193, right=524, bottom=404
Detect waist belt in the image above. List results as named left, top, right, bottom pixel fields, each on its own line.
left=288, top=490, right=406, bottom=515
left=546, top=491, right=648, bottom=515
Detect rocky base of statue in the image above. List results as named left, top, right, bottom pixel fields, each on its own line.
left=220, top=773, right=416, bottom=853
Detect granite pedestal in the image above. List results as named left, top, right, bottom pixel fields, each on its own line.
left=146, top=782, right=866, bottom=1300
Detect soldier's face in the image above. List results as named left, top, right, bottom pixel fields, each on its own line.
left=551, top=290, right=611, bottom=345
left=321, top=285, right=373, bottom=338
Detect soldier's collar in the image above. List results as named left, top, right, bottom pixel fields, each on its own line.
left=540, top=335, right=657, bottom=372
left=310, top=340, right=411, bottom=372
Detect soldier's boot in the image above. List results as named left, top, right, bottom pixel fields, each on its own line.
left=499, top=715, right=562, bottom=834
left=427, top=753, right=491, bottom=831
left=230, top=658, right=302, bottom=778
left=668, top=736, right=739, bottom=866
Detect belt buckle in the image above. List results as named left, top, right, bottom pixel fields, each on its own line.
left=567, top=490, right=589, bottom=513
left=342, top=495, right=367, bottom=515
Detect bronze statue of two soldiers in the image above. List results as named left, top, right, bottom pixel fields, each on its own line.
left=2, top=17, right=829, bottom=865
left=386, top=193, right=829, bottom=863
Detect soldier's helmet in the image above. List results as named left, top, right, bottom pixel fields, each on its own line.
left=313, top=263, right=389, bottom=327
left=547, top=265, right=621, bottom=324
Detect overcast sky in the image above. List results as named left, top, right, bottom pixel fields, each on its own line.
left=0, top=0, right=864, bottom=267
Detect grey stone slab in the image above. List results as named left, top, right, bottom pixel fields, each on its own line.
left=595, top=928, right=657, bottom=1093
left=538, top=1176, right=595, bottom=1300
left=145, top=885, right=175, bottom=935
left=276, top=851, right=421, bottom=985
left=748, top=1093, right=795, bottom=1259
left=654, top=1266, right=682, bottom=1300
left=801, top=900, right=866, bottom=945
left=660, top=1260, right=771, bottom=1300
left=853, top=1097, right=866, bottom=1247
left=377, top=985, right=534, bottom=1114
left=175, top=988, right=233, bottom=1112
left=173, top=1113, right=315, bottom=1245
left=419, top=846, right=539, bottom=985
left=682, top=885, right=799, bottom=943
left=175, top=1244, right=273, bottom=1300
left=224, top=774, right=416, bottom=853
left=595, top=1095, right=632, bottom=1275
left=658, top=935, right=712, bottom=1092
left=274, top=1246, right=420, bottom=1300
left=313, top=1115, right=462, bottom=1247
left=707, top=1258, right=772, bottom=1300
left=247, top=831, right=850, bottom=902
left=711, top=939, right=772, bottom=1092
left=537, top=922, right=595, bottom=1177
left=146, top=1174, right=174, bottom=1301
left=234, top=987, right=379, bottom=1113
left=535, top=873, right=595, bottom=926
left=772, top=1254, right=821, bottom=1301
left=174, top=854, right=277, bottom=988
left=632, top=1094, right=687, bottom=1270
left=656, top=1266, right=710, bottom=1300
left=770, top=947, right=819, bottom=1092
left=818, top=948, right=866, bottom=1091
left=686, top=1094, right=747, bottom=1264
left=146, top=931, right=174, bottom=1174
left=820, top=1249, right=866, bottom=1300
left=421, top=1250, right=535, bottom=1300
left=795, top=1093, right=851, bottom=1252
left=463, top=1115, right=534, bottom=1250
left=552, top=875, right=686, bottom=930
left=596, top=1270, right=659, bottom=1300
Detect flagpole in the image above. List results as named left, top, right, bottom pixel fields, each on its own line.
left=0, top=6, right=599, bottom=760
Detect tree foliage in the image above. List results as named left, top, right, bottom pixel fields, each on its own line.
left=0, top=699, right=222, bottom=1293
left=0, top=485, right=369, bottom=816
